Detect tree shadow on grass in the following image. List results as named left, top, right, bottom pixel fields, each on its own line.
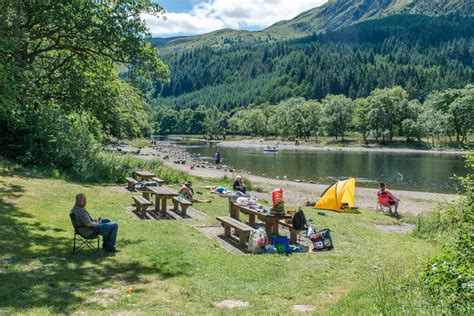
left=0, top=179, right=190, bottom=313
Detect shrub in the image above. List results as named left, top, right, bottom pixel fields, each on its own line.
left=418, top=154, right=473, bottom=311
left=75, top=151, right=187, bottom=184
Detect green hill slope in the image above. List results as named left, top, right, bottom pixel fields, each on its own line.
left=266, top=0, right=472, bottom=37
left=154, top=0, right=473, bottom=54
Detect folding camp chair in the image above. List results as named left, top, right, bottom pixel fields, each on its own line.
left=376, top=193, right=392, bottom=214
left=69, top=213, right=100, bottom=255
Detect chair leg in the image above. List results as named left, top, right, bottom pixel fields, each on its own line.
left=72, top=234, right=77, bottom=254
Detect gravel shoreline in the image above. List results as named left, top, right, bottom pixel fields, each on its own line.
left=130, top=141, right=460, bottom=216
left=217, top=139, right=467, bottom=155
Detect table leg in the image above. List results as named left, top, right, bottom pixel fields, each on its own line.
left=272, top=220, right=279, bottom=235
left=155, top=195, right=160, bottom=213
left=265, top=221, right=273, bottom=243
left=161, top=198, right=167, bottom=212
left=142, top=191, right=150, bottom=201
left=249, top=214, right=256, bottom=227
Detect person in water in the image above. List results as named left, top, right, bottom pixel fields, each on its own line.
left=378, top=182, right=400, bottom=215
left=178, top=180, right=211, bottom=203
left=214, top=151, right=221, bottom=165
left=232, top=175, right=247, bottom=194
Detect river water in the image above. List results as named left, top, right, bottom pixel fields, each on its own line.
left=170, top=139, right=468, bottom=193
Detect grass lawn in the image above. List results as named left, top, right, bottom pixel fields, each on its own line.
left=0, top=163, right=437, bottom=314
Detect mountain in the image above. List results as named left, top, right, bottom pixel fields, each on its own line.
left=150, top=15, right=473, bottom=110
left=266, top=0, right=473, bottom=37
left=153, top=0, right=473, bottom=54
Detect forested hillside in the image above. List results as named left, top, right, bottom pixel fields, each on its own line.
left=152, top=15, right=473, bottom=110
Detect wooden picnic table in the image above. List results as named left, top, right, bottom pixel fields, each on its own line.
left=229, top=201, right=291, bottom=239
left=132, top=170, right=155, bottom=181
left=145, top=186, right=178, bottom=216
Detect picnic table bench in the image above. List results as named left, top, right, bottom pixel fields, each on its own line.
left=133, top=196, right=152, bottom=217
left=217, top=216, right=253, bottom=247
left=279, top=220, right=306, bottom=245
left=152, top=177, right=165, bottom=186
left=132, top=170, right=155, bottom=181
left=172, top=197, right=192, bottom=216
left=144, top=186, right=178, bottom=216
left=126, top=177, right=138, bottom=190
left=229, top=201, right=291, bottom=240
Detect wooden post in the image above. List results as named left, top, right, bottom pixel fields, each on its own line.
left=248, top=214, right=256, bottom=227
left=289, top=229, right=297, bottom=245
left=272, top=219, right=279, bottom=235
left=161, top=197, right=167, bottom=212
left=265, top=221, right=273, bottom=242
left=224, top=225, right=231, bottom=237
left=238, top=231, right=247, bottom=247
left=155, top=195, right=160, bottom=213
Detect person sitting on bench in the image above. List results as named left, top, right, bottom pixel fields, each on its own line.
left=178, top=180, right=211, bottom=203
left=70, top=193, right=119, bottom=253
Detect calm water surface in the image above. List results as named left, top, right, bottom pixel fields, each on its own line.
left=172, top=140, right=467, bottom=193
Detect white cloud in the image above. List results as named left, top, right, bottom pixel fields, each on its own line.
left=143, top=0, right=328, bottom=37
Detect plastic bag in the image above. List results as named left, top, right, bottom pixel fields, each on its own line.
left=236, top=197, right=250, bottom=206
left=248, top=228, right=268, bottom=253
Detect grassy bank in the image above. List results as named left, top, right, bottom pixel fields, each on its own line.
left=0, top=160, right=440, bottom=314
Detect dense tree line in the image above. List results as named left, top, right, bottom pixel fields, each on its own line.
left=151, top=15, right=473, bottom=110
left=0, top=0, right=168, bottom=177
left=154, top=85, right=473, bottom=145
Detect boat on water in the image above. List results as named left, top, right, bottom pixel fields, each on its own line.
left=263, top=146, right=279, bottom=153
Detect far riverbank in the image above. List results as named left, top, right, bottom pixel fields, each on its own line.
left=217, top=139, right=468, bottom=155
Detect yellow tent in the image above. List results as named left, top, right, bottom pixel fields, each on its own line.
left=314, top=178, right=356, bottom=212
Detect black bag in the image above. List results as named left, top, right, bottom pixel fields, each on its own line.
left=311, top=228, right=334, bottom=251
left=292, top=208, right=307, bottom=230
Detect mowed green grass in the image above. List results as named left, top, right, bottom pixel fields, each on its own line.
left=0, top=164, right=436, bottom=314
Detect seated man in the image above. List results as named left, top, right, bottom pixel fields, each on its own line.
left=377, top=182, right=400, bottom=215
left=178, top=180, right=211, bottom=203
left=70, top=193, right=119, bottom=252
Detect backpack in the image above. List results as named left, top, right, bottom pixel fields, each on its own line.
left=292, top=208, right=307, bottom=230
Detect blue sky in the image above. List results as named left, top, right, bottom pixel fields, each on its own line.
left=157, top=0, right=194, bottom=12
left=145, top=0, right=327, bottom=37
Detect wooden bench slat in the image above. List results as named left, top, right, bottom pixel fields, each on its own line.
left=217, top=216, right=253, bottom=247
left=278, top=220, right=305, bottom=245
left=217, top=216, right=253, bottom=232
left=278, top=220, right=306, bottom=230
left=126, top=177, right=138, bottom=183
left=152, top=177, right=165, bottom=183
left=133, top=196, right=152, bottom=205
left=172, top=197, right=192, bottom=205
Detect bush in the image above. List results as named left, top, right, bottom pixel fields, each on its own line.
left=75, top=151, right=187, bottom=184
left=417, top=154, right=473, bottom=311
left=122, top=138, right=151, bottom=149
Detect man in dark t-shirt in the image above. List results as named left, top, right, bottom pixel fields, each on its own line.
left=70, top=193, right=119, bottom=252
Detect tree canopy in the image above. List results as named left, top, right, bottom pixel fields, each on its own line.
left=0, top=0, right=169, bottom=175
